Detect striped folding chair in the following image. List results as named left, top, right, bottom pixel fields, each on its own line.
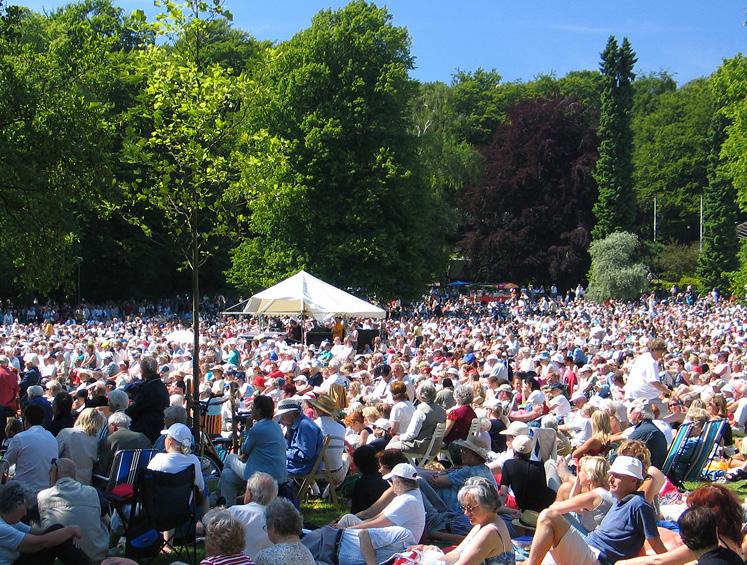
left=682, top=418, right=728, bottom=482
left=661, top=422, right=693, bottom=478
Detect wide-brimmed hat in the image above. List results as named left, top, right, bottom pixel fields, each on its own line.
left=307, top=394, right=338, bottom=417
left=512, top=509, right=539, bottom=530
left=500, top=421, right=530, bottom=436
left=497, top=384, right=513, bottom=393
left=452, top=436, right=490, bottom=461
left=274, top=398, right=301, bottom=419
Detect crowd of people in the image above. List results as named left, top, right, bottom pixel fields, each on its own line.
left=0, top=288, right=744, bottom=564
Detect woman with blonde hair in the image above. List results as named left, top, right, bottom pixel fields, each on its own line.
left=547, top=456, right=615, bottom=535
left=56, top=407, right=105, bottom=485
left=572, top=410, right=612, bottom=460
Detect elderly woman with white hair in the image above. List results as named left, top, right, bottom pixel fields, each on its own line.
left=410, top=477, right=515, bottom=564
left=254, top=498, right=314, bottom=565
left=201, top=508, right=254, bottom=565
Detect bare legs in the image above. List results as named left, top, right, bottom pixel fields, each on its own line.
left=521, top=509, right=571, bottom=565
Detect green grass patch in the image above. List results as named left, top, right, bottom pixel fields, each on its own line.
left=301, top=499, right=349, bottom=527
left=683, top=479, right=747, bottom=501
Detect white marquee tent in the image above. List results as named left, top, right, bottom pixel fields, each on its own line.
left=236, top=270, right=385, bottom=320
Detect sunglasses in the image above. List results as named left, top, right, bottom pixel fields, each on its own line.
left=460, top=503, right=478, bottom=514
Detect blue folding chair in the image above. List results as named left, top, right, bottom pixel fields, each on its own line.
left=661, top=422, right=693, bottom=478
left=682, top=419, right=727, bottom=482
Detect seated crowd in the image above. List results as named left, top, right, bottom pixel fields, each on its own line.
left=0, top=292, right=745, bottom=564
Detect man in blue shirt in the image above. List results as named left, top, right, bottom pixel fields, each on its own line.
left=519, top=456, right=666, bottom=565
left=275, top=398, right=323, bottom=477
left=219, top=395, right=288, bottom=506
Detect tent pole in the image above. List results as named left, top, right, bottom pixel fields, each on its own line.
left=302, top=313, right=306, bottom=345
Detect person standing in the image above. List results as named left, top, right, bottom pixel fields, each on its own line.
left=125, top=356, right=169, bottom=443
left=625, top=338, right=669, bottom=416
left=0, top=356, right=18, bottom=443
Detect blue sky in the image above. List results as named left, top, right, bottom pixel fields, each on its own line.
left=11, top=0, right=747, bottom=85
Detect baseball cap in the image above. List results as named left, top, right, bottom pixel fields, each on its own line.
left=512, top=434, right=535, bottom=455
left=161, top=423, right=192, bottom=447
left=609, top=455, right=644, bottom=480
left=382, top=462, right=418, bottom=481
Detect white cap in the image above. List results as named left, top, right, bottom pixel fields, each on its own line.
left=512, top=434, right=535, bottom=455
left=161, top=423, right=192, bottom=447
left=609, top=455, right=644, bottom=480
left=382, top=462, right=418, bottom=481
left=500, top=421, right=530, bottom=436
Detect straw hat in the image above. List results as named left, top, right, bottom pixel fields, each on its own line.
left=307, top=394, right=338, bottom=417
left=452, top=436, right=490, bottom=461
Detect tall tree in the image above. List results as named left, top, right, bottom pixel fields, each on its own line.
left=0, top=2, right=117, bottom=296
left=119, top=0, right=247, bottom=438
left=713, top=54, right=747, bottom=207
left=226, top=0, right=452, bottom=297
left=632, top=78, right=712, bottom=242
left=592, top=36, right=637, bottom=239
left=459, top=97, right=598, bottom=288
left=696, top=109, right=739, bottom=292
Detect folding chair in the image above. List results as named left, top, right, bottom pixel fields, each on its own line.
left=296, top=436, right=339, bottom=505
left=665, top=419, right=727, bottom=486
left=403, top=422, right=445, bottom=467
left=661, top=422, right=693, bottom=478
left=441, top=418, right=480, bottom=463
left=128, top=466, right=198, bottom=564
left=681, top=419, right=727, bottom=482
left=201, top=413, right=223, bottom=438
left=94, top=448, right=158, bottom=528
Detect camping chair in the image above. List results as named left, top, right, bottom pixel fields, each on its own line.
left=661, top=422, right=693, bottom=478
left=681, top=418, right=728, bottom=483
left=127, top=466, right=198, bottom=564
left=93, top=448, right=158, bottom=528
left=664, top=419, right=727, bottom=486
left=201, top=413, right=223, bottom=438
left=297, top=435, right=339, bottom=505
left=403, top=422, right=446, bottom=467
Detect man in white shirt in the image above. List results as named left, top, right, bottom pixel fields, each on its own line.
left=5, top=404, right=58, bottom=495
left=625, top=338, right=669, bottom=415
left=227, top=471, right=276, bottom=559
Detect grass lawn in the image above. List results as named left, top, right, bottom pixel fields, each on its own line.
left=301, top=498, right=349, bottom=527
left=683, top=478, right=747, bottom=500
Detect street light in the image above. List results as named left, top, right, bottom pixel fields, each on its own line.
left=75, top=257, right=83, bottom=305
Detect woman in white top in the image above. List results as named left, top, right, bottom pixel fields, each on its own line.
left=56, top=408, right=105, bottom=485
left=388, top=381, right=415, bottom=436
left=147, top=423, right=207, bottom=514
left=549, top=455, right=615, bottom=535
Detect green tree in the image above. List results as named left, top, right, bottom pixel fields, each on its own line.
left=713, top=54, right=747, bottom=207
left=592, top=36, right=637, bottom=239
left=587, top=231, right=649, bottom=302
left=0, top=2, right=118, bottom=296
left=632, top=78, right=712, bottom=242
left=227, top=0, right=452, bottom=297
left=119, top=0, right=248, bottom=436
left=696, top=110, right=739, bottom=292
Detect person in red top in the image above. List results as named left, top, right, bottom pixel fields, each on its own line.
left=444, top=385, right=477, bottom=464
left=0, top=355, right=19, bottom=442
left=562, top=356, right=577, bottom=397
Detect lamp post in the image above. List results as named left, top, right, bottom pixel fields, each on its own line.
left=75, top=257, right=83, bottom=305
